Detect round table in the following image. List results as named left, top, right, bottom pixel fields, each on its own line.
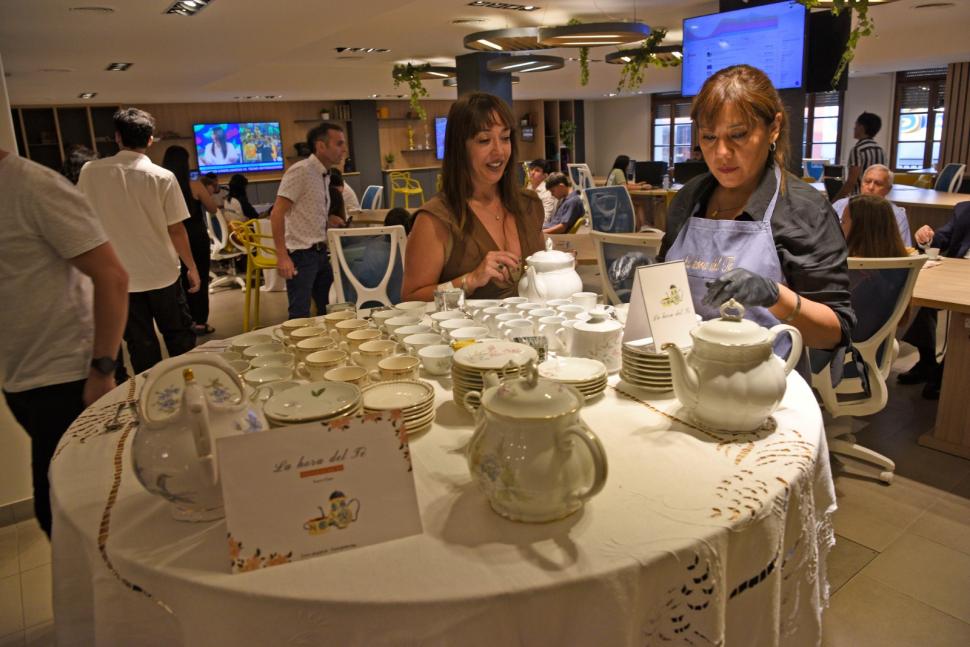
left=50, top=343, right=836, bottom=647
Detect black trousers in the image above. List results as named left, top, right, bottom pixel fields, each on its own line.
left=4, top=379, right=86, bottom=538
left=180, top=219, right=212, bottom=326
left=125, top=280, right=196, bottom=375
left=902, top=306, right=939, bottom=366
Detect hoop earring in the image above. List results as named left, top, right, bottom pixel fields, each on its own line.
left=769, top=141, right=777, bottom=152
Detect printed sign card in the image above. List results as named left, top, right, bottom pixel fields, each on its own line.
left=623, top=260, right=697, bottom=352
left=218, top=412, right=422, bottom=573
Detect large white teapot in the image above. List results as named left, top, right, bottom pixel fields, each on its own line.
left=464, top=361, right=608, bottom=522
left=517, top=238, right=583, bottom=303
left=664, top=299, right=803, bottom=432
left=131, top=354, right=267, bottom=521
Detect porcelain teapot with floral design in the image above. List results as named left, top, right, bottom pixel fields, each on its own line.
left=664, top=299, right=803, bottom=432
left=464, top=360, right=608, bottom=522
left=517, top=238, right=583, bottom=303
left=131, top=354, right=267, bottom=521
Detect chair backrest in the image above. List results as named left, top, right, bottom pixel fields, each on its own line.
left=327, top=225, right=407, bottom=309
left=208, top=210, right=229, bottom=256
left=582, top=185, right=637, bottom=233
left=590, top=231, right=663, bottom=305
left=361, top=185, right=384, bottom=210
left=810, top=255, right=926, bottom=418
left=934, top=163, right=966, bottom=192
left=566, top=163, right=595, bottom=190
left=823, top=177, right=844, bottom=202
left=822, top=164, right=844, bottom=180
left=230, top=219, right=277, bottom=268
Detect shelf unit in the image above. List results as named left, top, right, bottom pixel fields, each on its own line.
left=11, top=105, right=120, bottom=170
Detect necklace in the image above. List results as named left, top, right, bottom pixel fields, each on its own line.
left=709, top=201, right=746, bottom=219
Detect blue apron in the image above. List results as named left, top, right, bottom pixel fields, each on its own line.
left=666, top=165, right=791, bottom=355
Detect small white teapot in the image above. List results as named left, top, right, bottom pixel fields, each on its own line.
left=464, top=361, right=608, bottom=522
left=517, top=238, right=583, bottom=303
left=131, top=354, right=267, bottom=521
left=664, top=300, right=803, bottom=432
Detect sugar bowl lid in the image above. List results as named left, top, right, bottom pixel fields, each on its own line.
left=481, top=360, right=583, bottom=419
left=691, top=299, right=772, bottom=347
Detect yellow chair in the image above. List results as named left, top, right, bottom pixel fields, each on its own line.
left=915, top=174, right=934, bottom=189
left=389, top=171, right=425, bottom=208
left=893, top=173, right=919, bottom=186
left=230, top=219, right=278, bottom=331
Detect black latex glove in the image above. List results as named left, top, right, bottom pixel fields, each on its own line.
left=703, top=268, right=780, bottom=308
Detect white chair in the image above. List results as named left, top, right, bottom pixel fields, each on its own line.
left=933, top=163, right=966, bottom=193
left=590, top=231, right=663, bottom=305
left=327, top=225, right=407, bottom=309
left=582, top=185, right=637, bottom=233
left=206, top=210, right=246, bottom=292
left=360, top=185, right=384, bottom=210
left=809, top=255, right=927, bottom=484
left=567, top=163, right=595, bottom=190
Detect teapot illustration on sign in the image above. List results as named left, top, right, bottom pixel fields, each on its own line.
left=663, top=299, right=803, bottom=432
left=517, top=238, right=583, bottom=303
left=303, top=491, right=361, bottom=534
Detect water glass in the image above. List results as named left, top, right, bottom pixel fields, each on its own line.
left=434, top=287, right=465, bottom=311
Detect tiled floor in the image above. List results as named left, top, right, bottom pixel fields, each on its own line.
left=2, top=286, right=969, bottom=645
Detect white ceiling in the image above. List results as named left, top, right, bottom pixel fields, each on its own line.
left=2, top=0, right=969, bottom=106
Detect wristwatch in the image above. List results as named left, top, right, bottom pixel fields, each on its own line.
left=90, top=356, right=118, bottom=376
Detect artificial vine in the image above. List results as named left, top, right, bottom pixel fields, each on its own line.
left=796, top=0, right=875, bottom=89
left=616, top=27, right=678, bottom=93
left=567, top=19, right=590, bottom=86
left=391, top=63, right=429, bottom=120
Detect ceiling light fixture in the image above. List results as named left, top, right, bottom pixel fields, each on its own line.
left=78, top=92, right=97, bottom=99
left=67, top=6, right=115, bottom=13
left=604, top=45, right=683, bottom=66
left=416, top=66, right=458, bottom=80
left=105, top=62, right=132, bottom=71
left=538, top=22, right=651, bottom=48
left=165, top=0, right=212, bottom=16
left=486, top=54, right=564, bottom=73
left=334, top=47, right=390, bottom=54
left=466, top=1, right=539, bottom=11
left=443, top=75, right=519, bottom=88
left=464, top=27, right=554, bottom=52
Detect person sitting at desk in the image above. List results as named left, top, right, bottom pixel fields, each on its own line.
left=224, top=173, right=258, bottom=223
left=527, top=159, right=557, bottom=226
left=543, top=172, right=585, bottom=234
left=841, top=194, right=909, bottom=258
left=606, top=155, right=652, bottom=191
left=832, top=164, right=911, bottom=246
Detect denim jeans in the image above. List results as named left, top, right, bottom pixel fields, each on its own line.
left=286, top=244, right=333, bottom=318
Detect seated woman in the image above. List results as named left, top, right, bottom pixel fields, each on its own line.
left=224, top=174, right=258, bottom=223
left=605, top=154, right=651, bottom=190
left=402, top=92, right=545, bottom=301
left=328, top=168, right=349, bottom=225
left=841, top=194, right=908, bottom=258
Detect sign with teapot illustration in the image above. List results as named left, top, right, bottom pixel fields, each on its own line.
left=218, top=413, right=422, bottom=573
left=623, top=260, right=698, bottom=352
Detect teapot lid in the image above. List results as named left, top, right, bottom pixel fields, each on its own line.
left=526, top=238, right=575, bottom=268
left=481, top=360, right=582, bottom=419
left=573, top=308, right=622, bottom=333
left=691, top=299, right=772, bottom=346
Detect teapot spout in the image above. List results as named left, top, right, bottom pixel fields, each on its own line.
left=662, top=343, right=699, bottom=410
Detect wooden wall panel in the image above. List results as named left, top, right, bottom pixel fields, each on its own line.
left=941, top=62, right=970, bottom=169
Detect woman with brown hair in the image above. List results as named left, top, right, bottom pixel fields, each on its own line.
left=842, top=194, right=908, bottom=258
left=402, top=92, right=545, bottom=301
left=658, top=64, right=853, bottom=352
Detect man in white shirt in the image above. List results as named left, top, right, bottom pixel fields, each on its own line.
left=832, top=164, right=912, bottom=245
left=270, top=123, right=348, bottom=318
left=528, top=159, right=557, bottom=226
left=78, top=107, right=200, bottom=376
left=1, top=148, right=128, bottom=537
left=343, top=182, right=361, bottom=213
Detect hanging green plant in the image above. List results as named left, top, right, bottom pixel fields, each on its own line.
left=559, top=120, right=576, bottom=149
left=392, top=63, right=430, bottom=121
left=615, top=28, right=679, bottom=93
left=567, top=19, right=590, bottom=86
left=796, top=0, right=875, bottom=89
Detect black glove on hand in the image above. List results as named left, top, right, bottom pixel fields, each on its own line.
left=703, top=268, right=780, bottom=308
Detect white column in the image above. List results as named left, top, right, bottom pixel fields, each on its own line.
left=0, top=53, right=18, bottom=153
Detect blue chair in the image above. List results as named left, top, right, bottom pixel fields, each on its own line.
left=582, top=185, right=637, bottom=233
left=360, top=185, right=384, bottom=210
left=591, top=231, right=663, bottom=305
left=933, top=163, right=966, bottom=193
left=809, top=255, right=926, bottom=483
left=327, top=225, right=406, bottom=309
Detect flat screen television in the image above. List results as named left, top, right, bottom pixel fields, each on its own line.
left=681, top=1, right=806, bottom=97
left=435, top=117, right=447, bottom=160
left=193, top=121, right=284, bottom=174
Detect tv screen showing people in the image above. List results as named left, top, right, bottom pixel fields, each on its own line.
left=193, top=121, right=284, bottom=174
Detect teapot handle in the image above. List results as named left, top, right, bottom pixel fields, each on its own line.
left=138, top=353, right=245, bottom=426
left=560, top=423, right=608, bottom=502
left=463, top=390, right=482, bottom=414
left=769, top=324, right=804, bottom=376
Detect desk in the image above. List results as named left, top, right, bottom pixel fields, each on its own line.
left=911, top=257, right=970, bottom=459
left=347, top=208, right=390, bottom=226
left=548, top=232, right=664, bottom=266
left=51, top=337, right=835, bottom=646
left=811, top=183, right=968, bottom=232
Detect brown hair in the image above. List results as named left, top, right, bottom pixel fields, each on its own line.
left=690, top=64, right=789, bottom=171
left=440, top=92, right=523, bottom=233
left=844, top=195, right=908, bottom=258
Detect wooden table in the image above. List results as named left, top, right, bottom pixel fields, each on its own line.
left=812, top=183, right=968, bottom=233
left=347, top=208, right=391, bottom=226
left=911, top=257, right=970, bottom=459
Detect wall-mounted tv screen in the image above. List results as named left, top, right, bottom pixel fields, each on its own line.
left=681, top=1, right=806, bottom=97
left=193, top=121, right=284, bottom=174
left=435, top=117, right=447, bottom=160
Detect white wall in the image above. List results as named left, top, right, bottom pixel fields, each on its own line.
left=840, top=73, right=895, bottom=163
left=585, top=95, right=652, bottom=176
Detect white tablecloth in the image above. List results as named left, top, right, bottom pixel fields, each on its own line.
left=51, top=355, right=836, bottom=646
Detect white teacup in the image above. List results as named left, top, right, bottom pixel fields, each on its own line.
left=514, top=302, right=542, bottom=315
left=220, top=350, right=243, bottom=362
left=465, top=299, right=501, bottom=318
left=571, top=291, right=599, bottom=310
left=299, top=349, right=348, bottom=380
left=243, top=341, right=285, bottom=359
left=538, top=316, right=567, bottom=351
left=275, top=318, right=316, bottom=342
left=370, top=308, right=401, bottom=329
left=295, top=335, right=337, bottom=361
left=324, top=365, right=370, bottom=387
left=289, top=326, right=329, bottom=347
left=479, top=306, right=507, bottom=328
left=499, top=317, right=534, bottom=340
left=351, top=339, right=398, bottom=370
left=334, top=318, right=371, bottom=340
left=546, top=298, right=572, bottom=308
left=339, top=328, right=383, bottom=352
left=430, top=310, right=468, bottom=329
left=230, top=333, right=273, bottom=354
left=244, top=365, right=293, bottom=388
left=393, top=324, right=433, bottom=342
left=401, top=332, right=444, bottom=354
left=249, top=352, right=294, bottom=369
left=501, top=296, right=529, bottom=307
left=450, top=326, right=490, bottom=343
left=556, top=304, right=587, bottom=320
left=438, top=318, right=477, bottom=334
left=369, top=355, right=420, bottom=382
left=418, top=344, right=454, bottom=376
left=320, top=309, right=358, bottom=333
left=926, top=247, right=941, bottom=260
left=384, top=315, right=422, bottom=335
left=490, top=312, right=522, bottom=337
left=227, top=359, right=252, bottom=376
left=527, top=307, right=557, bottom=324
left=394, top=301, right=429, bottom=315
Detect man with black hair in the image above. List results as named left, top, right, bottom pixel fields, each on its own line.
left=78, top=107, right=199, bottom=376
left=527, top=159, right=557, bottom=225
left=270, top=122, right=348, bottom=318
left=543, top=172, right=585, bottom=234
left=834, top=111, right=887, bottom=201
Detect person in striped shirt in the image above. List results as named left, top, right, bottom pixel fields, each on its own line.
left=833, top=111, right=886, bottom=202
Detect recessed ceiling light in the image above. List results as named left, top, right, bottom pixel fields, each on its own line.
left=913, top=2, right=955, bottom=7
left=165, top=0, right=212, bottom=16
left=334, top=47, right=390, bottom=54
left=467, top=2, right=539, bottom=12
left=68, top=6, right=115, bottom=14
left=105, top=62, right=132, bottom=71
left=40, top=68, right=75, bottom=73
left=451, top=18, right=485, bottom=24
left=78, top=92, right=97, bottom=99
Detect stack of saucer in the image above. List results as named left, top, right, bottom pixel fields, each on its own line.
left=537, top=357, right=607, bottom=400
left=262, top=381, right=362, bottom=427
left=620, top=338, right=675, bottom=392
left=452, top=341, right=538, bottom=407
left=361, top=379, right=436, bottom=435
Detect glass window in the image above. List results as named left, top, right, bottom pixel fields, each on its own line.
left=803, top=91, right=843, bottom=166
left=891, top=69, right=946, bottom=171
left=651, top=95, right=693, bottom=163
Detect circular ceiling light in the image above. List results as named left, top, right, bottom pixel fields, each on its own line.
left=463, top=27, right=554, bottom=52
left=486, top=54, right=564, bottom=73
left=604, top=45, right=682, bottom=65
left=538, top=22, right=651, bottom=48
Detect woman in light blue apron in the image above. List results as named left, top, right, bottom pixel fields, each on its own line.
left=658, top=65, right=854, bottom=357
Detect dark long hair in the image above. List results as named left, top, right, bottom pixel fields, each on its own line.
left=328, top=168, right=345, bottom=218
left=161, top=145, right=193, bottom=208
left=440, top=92, right=523, bottom=233
left=211, top=127, right=228, bottom=159
left=844, top=195, right=908, bottom=258
left=611, top=155, right=630, bottom=172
